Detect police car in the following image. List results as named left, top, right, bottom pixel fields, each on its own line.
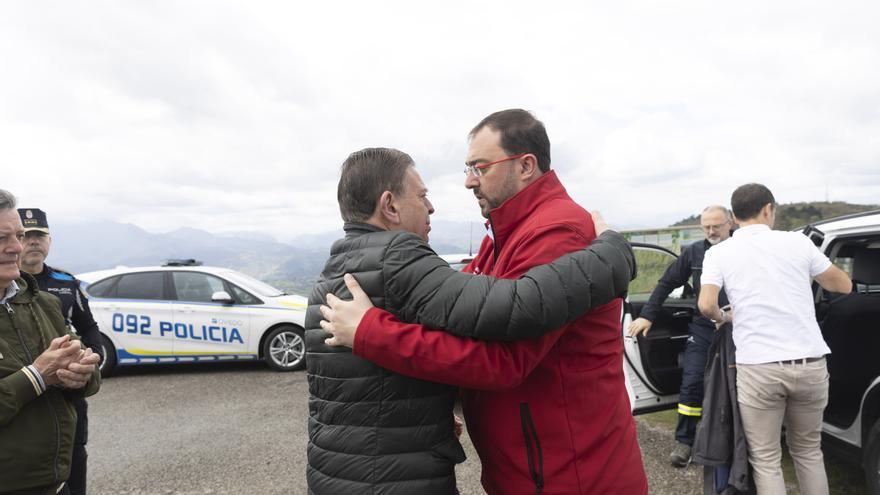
left=623, top=211, right=880, bottom=491
left=77, top=260, right=307, bottom=374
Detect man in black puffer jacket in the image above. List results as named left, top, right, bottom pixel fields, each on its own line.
left=305, top=148, right=636, bottom=494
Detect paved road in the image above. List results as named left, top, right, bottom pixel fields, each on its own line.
left=84, top=364, right=767, bottom=494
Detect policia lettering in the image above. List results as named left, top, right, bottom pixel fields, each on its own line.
left=110, top=313, right=244, bottom=344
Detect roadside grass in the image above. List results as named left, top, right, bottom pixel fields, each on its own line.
left=641, top=410, right=865, bottom=494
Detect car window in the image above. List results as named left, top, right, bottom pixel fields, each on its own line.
left=86, top=276, right=119, bottom=298
left=114, top=272, right=165, bottom=300
left=172, top=272, right=227, bottom=303
left=629, top=247, right=683, bottom=303
left=832, top=256, right=854, bottom=277
left=229, top=284, right=260, bottom=305
left=219, top=270, right=285, bottom=297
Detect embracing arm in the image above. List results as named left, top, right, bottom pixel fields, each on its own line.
left=384, top=228, right=634, bottom=341
left=352, top=307, right=565, bottom=390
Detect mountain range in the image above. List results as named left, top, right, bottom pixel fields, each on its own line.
left=47, top=220, right=484, bottom=295
left=47, top=201, right=875, bottom=296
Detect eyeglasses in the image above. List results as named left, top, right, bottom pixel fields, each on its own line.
left=463, top=153, right=529, bottom=177
left=701, top=222, right=730, bottom=232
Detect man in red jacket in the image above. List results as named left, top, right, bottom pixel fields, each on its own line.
left=321, top=109, right=648, bottom=494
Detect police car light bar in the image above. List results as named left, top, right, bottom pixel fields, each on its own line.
left=162, top=259, right=203, bottom=267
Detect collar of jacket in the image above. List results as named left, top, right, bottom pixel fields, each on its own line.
left=8, top=272, right=39, bottom=304
left=342, top=222, right=386, bottom=238
left=486, top=170, right=571, bottom=252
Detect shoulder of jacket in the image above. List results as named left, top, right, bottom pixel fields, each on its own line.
left=385, top=230, right=427, bottom=248
left=683, top=241, right=704, bottom=257
left=47, top=266, right=77, bottom=282
left=523, top=219, right=592, bottom=244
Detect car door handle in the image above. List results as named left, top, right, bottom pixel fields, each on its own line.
left=179, top=306, right=195, bottom=314
left=672, top=310, right=692, bottom=318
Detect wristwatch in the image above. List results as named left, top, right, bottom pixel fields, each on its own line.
left=710, top=309, right=728, bottom=324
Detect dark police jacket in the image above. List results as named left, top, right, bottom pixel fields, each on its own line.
left=305, top=222, right=635, bottom=495
left=33, top=264, right=102, bottom=358
left=638, top=238, right=730, bottom=330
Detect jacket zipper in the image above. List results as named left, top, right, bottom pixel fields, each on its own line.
left=519, top=402, right=545, bottom=494
left=4, top=301, right=63, bottom=483
left=487, top=215, right=499, bottom=260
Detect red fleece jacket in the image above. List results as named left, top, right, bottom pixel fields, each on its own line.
left=354, top=171, right=647, bottom=495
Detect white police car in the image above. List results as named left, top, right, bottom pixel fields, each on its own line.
left=77, top=260, right=307, bottom=374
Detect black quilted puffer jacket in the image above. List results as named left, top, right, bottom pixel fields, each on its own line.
left=305, top=222, right=635, bottom=495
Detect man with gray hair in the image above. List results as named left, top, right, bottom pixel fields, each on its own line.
left=0, top=189, right=101, bottom=495
left=628, top=204, right=734, bottom=466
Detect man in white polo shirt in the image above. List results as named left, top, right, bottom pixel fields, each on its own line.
left=698, top=183, right=852, bottom=495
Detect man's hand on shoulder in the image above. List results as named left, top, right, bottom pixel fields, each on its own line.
left=320, top=274, right=375, bottom=348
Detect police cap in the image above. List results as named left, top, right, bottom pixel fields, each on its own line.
left=18, top=208, right=50, bottom=234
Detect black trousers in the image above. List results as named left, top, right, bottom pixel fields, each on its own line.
left=69, top=399, right=89, bottom=495
left=675, top=323, right=714, bottom=445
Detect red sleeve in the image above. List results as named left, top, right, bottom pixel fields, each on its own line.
left=352, top=224, right=595, bottom=390
left=353, top=307, right=564, bottom=390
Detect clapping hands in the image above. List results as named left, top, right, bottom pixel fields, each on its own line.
left=33, top=335, right=100, bottom=389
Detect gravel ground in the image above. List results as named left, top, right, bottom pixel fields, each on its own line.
left=86, top=364, right=850, bottom=494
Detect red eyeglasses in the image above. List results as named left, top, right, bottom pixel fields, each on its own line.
left=463, top=153, right=529, bottom=177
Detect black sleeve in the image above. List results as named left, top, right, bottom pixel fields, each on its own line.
left=637, top=244, right=693, bottom=322
left=71, top=285, right=105, bottom=361
left=383, top=230, right=636, bottom=342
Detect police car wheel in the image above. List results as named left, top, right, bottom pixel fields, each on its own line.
left=99, top=334, right=118, bottom=376
left=263, top=325, right=305, bottom=371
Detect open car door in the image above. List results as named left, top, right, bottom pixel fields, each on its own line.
left=624, top=243, right=694, bottom=415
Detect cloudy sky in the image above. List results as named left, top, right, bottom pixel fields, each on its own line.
left=3, top=1, right=878, bottom=242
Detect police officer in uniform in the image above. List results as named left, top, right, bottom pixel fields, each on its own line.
left=18, top=208, right=103, bottom=495
left=628, top=205, right=733, bottom=467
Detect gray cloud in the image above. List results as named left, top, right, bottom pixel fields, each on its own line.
left=3, top=1, right=878, bottom=241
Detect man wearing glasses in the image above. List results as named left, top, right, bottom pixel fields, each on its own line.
left=321, top=109, right=648, bottom=494
left=628, top=205, right=734, bottom=467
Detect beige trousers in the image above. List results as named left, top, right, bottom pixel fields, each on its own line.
left=736, top=358, right=829, bottom=495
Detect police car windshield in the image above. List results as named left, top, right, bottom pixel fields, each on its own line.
left=220, top=271, right=286, bottom=298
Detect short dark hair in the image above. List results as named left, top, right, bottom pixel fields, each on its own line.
left=469, top=109, right=551, bottom=172
left=337, top=147, right=414, bottom=223
left=731, top=183, right=776, bottom=220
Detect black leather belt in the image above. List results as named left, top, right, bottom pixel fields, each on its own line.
left=775, top=356, right=825, bottom=365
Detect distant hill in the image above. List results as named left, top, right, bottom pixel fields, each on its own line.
left=670, top=202, right=879, bottom=230
left=48, top=220, right=480, bottom=296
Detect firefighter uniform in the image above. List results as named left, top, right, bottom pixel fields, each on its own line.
left=638, top=238, right=729, bottom=447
